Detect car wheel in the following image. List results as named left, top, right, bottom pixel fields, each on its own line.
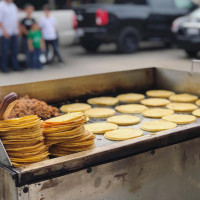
left=80, top=38, right=101, bottom=52
left=117, top=27, right=139, bottom=54
left=185, top=50, right=198, bottom=58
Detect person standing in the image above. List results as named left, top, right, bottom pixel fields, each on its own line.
left=0, top=0, right=21, bottom=73
left=39, top=4, right=64, bottom=64
left=21, top=4, right=35, bottom=68
left=28, top=22, right=45, bottom=69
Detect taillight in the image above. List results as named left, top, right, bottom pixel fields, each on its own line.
left=96, top=9, right=109, bottom=26
left=73, top=15, right=78, bottom=30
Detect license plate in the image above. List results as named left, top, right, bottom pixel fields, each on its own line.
left=186, top=28, right=199, bottom=35
left=76, top=29, right=85, bottom=37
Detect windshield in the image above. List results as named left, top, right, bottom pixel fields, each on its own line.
left=174, top=0, right=193, bottom=9
left=190, top=8, right=200, bottom=18
left=150, top=0, right=193, bottom=9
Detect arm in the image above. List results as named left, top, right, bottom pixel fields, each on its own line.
left=0, top=22, right=9, bottom=39
left=0, top=5, right=9, bottom=39
left=18, top=21, right=22, bottom=36
left=20, top=24, right=28, bottom=36
left=41, top=38, right=46, bottom=51
left=53, top=17, right=57, bottom=31
left=28, top=39, right=34, bottom=52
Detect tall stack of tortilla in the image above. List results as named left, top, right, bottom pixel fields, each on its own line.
left=0, top=116, right=49, bottom=168
left=43, top=112, right=95, bottom=157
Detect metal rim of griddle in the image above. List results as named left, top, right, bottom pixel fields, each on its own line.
left=0, top=140, right=12, bottom=167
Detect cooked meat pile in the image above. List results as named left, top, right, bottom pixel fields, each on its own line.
left=9, top=95, right=60, bottom=119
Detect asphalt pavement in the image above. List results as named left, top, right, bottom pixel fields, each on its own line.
left=0, top=43, right=196, bottom=86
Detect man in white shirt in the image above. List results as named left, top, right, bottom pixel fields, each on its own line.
left=39, top=4, right=63, bottom=64
left=0, top=0, right=21, bottom=72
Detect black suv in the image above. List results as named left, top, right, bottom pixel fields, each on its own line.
left=75, top=0, right=196, bottom=53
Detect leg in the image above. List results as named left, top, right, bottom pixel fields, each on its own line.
left=32, top=49, right=37, bottom=69
left=10, top=35, right=20, bottom=70
left=45, top=40, right=50, bottom=62
left=52, top=39, right=63, bottom=63
left=0, top=36, right=10, bottom=72
left=37, top=49, right=43, bottom=69
left=23, top=38, right=31, bottom=68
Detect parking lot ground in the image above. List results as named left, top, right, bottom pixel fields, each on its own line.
left=0, top=44, right=195, bottom=86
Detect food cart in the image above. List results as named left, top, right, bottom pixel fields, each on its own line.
left=1, top=67, right=200, bottom=200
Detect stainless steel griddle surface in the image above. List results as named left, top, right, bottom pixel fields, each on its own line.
left=83, top=100, right=200, bottom=148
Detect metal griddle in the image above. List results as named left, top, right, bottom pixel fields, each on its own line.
left=1, top=66, right=200, bottom=200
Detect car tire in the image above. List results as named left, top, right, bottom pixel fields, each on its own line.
left=117, top=27, right=140, bottom=54
left=185, top=50, right=198, bottom=58
left=80, top=38, right=101, bottom=52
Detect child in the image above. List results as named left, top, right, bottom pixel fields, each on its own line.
left=21, top=4, right=36, bottom=68
left=39, top=4, right=64, bottom=64
left=28, top=22, right=45, bottom=69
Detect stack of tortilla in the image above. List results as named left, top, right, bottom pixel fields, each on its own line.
left=0, top=116, right=49, bottom=168
left=43, top=112, right=95, bottom=157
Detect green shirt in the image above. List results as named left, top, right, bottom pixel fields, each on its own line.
left=28, top=30, right=42, bottom=49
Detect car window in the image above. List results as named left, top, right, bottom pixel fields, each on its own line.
left=72, top=0, right=147, bottom=5
left=148, top=0, right=174, bottom=8
left=114, top=0, right=147, bottom=4
left=174, top=0, right=193, bottom=9
left=190, top=8, right=200, bottom=18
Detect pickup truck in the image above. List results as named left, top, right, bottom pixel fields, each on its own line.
left=75, top=0, right=196, bottom=53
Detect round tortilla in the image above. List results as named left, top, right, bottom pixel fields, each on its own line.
left=104, top=128, right=143, bottom=141
left=60, top=103, right=91, bottom=113
left=117, top=93, right=145, bottom=103
left=115, top=104, right=147, bottom=114
left=141, top=98, right=170, bottom=107
left=142, top=108, right=174, bottom=118
left=85, top=122, right=118, bottom=134
left=87, top=97, right=118, bottom=106
left=84, top=108, right=115, bottom=118
left=196, top=100, right=200, bottom=106
left=107, top=115, right=141, bottom=125
left=140, top=120, right=177, bottom=132
left=169, top=93, right=198, bottom=103
left=192, top=109, right=200, bottom=117
left=146, top=90, right=175, bottom=98
left=162, top=114, right=196, bottom=124
left=167, top=103, right=197, bottom=112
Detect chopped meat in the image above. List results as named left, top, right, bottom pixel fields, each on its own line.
left=9, top=95, right=60, bottom=119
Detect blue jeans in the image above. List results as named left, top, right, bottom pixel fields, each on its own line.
left=45, top=39, right=63, bottom=63
left=32, top=48, right=43, bottom=69
left=22, top=38, right=32, bottom=68
left=0, top=35, right=19, bottom=71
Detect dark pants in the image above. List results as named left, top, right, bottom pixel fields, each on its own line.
left=22, top=37, right=32, bottom=68
left=0, top=35, right=19, bottom=72
left=45, top=39, right=63, bottom=63
left=32, top=48, right=43, bottom=69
